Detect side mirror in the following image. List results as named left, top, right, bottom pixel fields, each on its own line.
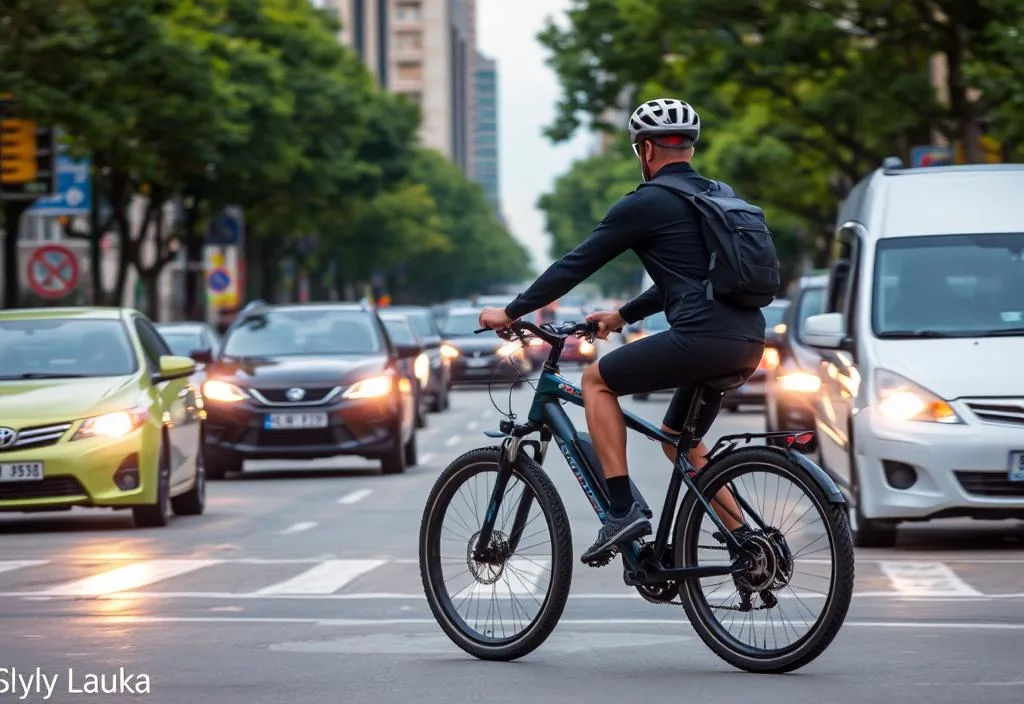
left=189, top=348, right=213, bottom=364
left=395, top=343, right=423, bottom=359
left=803, top=313, right=846, bottom=349
left=153, top=355, right=196, bottom=383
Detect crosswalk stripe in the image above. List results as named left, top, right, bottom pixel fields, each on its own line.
left=457, top=557, right=550, bottom=600
left=0, top=560, right=48, bottom=574
left=254, top=559, right=385, bottom=595
left=43, top=560, right=220, bottom=596
left=878, top=560, right=983, bottom=597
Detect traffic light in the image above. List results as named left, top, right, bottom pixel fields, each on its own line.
left=1, top=119, right=37, bottom=184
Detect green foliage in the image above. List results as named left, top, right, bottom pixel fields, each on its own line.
left=537, top=0, right=1024, bottom=267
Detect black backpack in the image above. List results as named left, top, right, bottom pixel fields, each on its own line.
left=644, top=173, right=781, bottom=310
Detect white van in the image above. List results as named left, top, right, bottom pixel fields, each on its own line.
left=803, top=159, right=1024, bottom=546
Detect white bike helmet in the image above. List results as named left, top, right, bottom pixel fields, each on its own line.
left=628, top=98, right=701, bottom=144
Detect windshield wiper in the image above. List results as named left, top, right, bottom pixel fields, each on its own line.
left=979, top=327, right=1024, bottom=337
left=877, top=330, right=955, bottom=338
left=0, top=372, right=89, bottom=380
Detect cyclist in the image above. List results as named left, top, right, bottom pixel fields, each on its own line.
left=479, top=98, right=766, bottom=565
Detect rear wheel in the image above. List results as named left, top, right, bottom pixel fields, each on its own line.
left=674, top=447, right=854, bottom=673
left=420, top=447, right=573, bottom=661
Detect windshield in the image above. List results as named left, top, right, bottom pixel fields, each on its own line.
left=382, top=318, right=415, bottom=345
left=443, top=312, right=481, bottom=337
left=0, top=318, right=137, bottom=378
left=158, top=330, right=204, bottom=357
left=404, top=311, right=437, bottom=338
left=795, top=288, right=826, bottom=343
left=763, top=304, right=788, bottom=329
left=873, top=233, right=1024, bottom=337
left=644, top=312, right=669, bottom=331
left=223, top=309, right=382, bottom=356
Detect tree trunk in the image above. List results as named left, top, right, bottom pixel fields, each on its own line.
left=946, top=25, right=984, bottom=163
left=88, top=177, right=103, bottom=305
left=2, top=201, right=30, bottom=309
left=183, top=203, right=203, bottom=320
left=141, top=272, right=159, bottom=320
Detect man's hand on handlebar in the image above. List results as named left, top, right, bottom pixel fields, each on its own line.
left=585, top=310, right=626, bottom=340
left=478, top=306, right=514, bottom=331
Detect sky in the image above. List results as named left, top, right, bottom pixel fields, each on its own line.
left=476, top=1, right=595, bottom=273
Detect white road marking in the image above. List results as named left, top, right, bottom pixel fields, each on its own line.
left=455, top=558, right=549, bottom=600
left=0, top=560, right=47, bottom=574
left=336, top=489, right=373, bottom=505
left=444, top=435, right=460, bottom=447
left=89, top=616, right=1024, bottom=631
left=419, top=453, right=434, bottom=465
left=278, top=522, right=317, bottom=535
left=42, top=560, right=218, bottom=596
left=879, top=561, right=983, bottom=597
left=254, top=559, right=385, bottom=595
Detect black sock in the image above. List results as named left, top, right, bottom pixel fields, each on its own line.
left=606, top=476, right=634, bottom=516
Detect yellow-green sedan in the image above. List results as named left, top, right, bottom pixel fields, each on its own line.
left=0, top=307, right=206, bottom=527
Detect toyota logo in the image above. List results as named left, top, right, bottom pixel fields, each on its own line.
left=0, top=427, right=16, bottom=449
left=285, top=388, right=306, bottom=402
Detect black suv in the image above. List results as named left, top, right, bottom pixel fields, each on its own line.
left=202, top=303, right=421, bottom=476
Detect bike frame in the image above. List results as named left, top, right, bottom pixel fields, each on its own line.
left=472, top=323, right=793, bottom=586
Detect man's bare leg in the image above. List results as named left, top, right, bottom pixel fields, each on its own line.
left=660, top=426, right=744, bottom=532
left=579, top=363, right=652, bottom=563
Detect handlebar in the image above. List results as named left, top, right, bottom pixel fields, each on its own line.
left=474, top=319, right=616, bottom=344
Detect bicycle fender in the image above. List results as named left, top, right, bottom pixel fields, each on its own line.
left=786, top=449, right=846, bottom=505
left=483, top=430, right=507, bottom=438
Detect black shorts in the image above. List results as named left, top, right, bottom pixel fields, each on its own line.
left=598, top=331, right=764, bottom=441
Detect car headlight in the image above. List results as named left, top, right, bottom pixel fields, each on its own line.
left=874, top=369, right=962, bottom=424
left=778, top=371, right=821, bottom=393
left=203, top=379, right=247, bottom=403
left=73, top=408, right=148, bottom=440
left=496, top=341, right=522, bottom=358
left=440, top=343, right=459, bottom=360
left=414, top=353, right=430, bottom=383
left=579, top=339, right=595, bottom=355
left=343, top=374, right=393, bottom=399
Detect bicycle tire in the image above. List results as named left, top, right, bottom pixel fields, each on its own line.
left=673, top=446, right=855, bottom=673
left=419, top=446, right=573, bottom=661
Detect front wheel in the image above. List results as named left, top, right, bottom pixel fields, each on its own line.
left=419, top=447, right=573, bottom=661
left=673, top=447, right=854, bottom=674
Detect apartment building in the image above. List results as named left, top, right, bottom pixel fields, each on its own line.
left=472, top=51, right=499, bottom=211
left=320, top=0, right=476, bottom=174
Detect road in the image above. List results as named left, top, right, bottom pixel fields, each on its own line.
left=2, top=353, right=1023, bottom=703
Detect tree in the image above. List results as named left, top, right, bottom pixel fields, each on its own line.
left=538, top=0, right=1024, bottom=262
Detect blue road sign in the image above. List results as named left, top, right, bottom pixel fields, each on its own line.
left=208, top=268, right=231, bottom=293
left=207, top=213, right=240, bottom=245
left=29, top=154, right=91, bottom=215
left=911, top=145, right=953, bottom=168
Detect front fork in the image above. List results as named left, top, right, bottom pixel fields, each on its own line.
left=472, top=436, right=537, bottom=562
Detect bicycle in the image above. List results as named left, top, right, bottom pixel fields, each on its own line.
left=418, top=319, right=855, bottom=673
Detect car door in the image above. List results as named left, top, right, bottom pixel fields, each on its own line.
left=815, top=228, right=864, bottom=488
left=134, top=317, right=199, bottom=489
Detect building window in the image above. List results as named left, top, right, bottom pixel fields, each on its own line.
left=396, top=2, right=421, bottom=21
left=395, top=31, right=422, bottom=50
left=397, top=62, right=422, bottom=82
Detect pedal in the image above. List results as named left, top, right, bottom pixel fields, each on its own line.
left=583, top=546, right=618, bottom=568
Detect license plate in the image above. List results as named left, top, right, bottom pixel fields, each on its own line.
left=0, top=462, right=44, bottom=482
left=264, top=413, right=329, bottom=430
left=466, top=357, right=492, bottom=368
left=1009, top=452, right=1024, bottom=482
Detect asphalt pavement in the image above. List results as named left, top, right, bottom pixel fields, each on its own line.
left=2, top=343, right=1023, bottom=704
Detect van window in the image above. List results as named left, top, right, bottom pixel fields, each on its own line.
left=872, top=233, right=1024, bottom=337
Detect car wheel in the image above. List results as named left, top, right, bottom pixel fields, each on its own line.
left=206, top=450, right=241, bottom=480
left=416, top=401, right=428, bottom=428
left=171, top=433, right=206, bottom=516
left=404, top=431, right=418, bottom=467
left=381, top=434, right=407, bottom=475
left=841, top=450, right=897, bottom=548
left=442, top=384, right=451, bottom=410
left=429, top=391, right=443, bottom=413
left=133, top=438, right=171, bottom=528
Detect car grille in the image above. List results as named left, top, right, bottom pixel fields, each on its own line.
left=249, top=387, right=340, bottom=406
left=965, top=400, right=1024, bottom=426
left=254, top=427, right=354, bottom=447
left=0, top=476, right=87, bottom=501
left=954, top=471, right=1024, bottom=498
left=0, top=422, right=72, bottom=454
